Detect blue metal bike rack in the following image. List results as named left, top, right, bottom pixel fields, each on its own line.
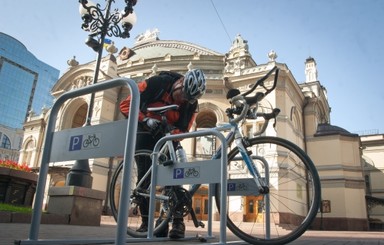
left=17, top=78, right=140, bottom=245
left=148, top=130, right=228, bottom=244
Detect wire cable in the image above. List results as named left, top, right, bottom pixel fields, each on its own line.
left=210, top=0, right=232, bottom=45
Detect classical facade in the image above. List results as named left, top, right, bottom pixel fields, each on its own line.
left=361, top=134, right=384, bottom=229
left=21, top=30, right=379, bottom=230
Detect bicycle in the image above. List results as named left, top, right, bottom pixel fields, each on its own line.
left=109, top=66, right=321, bottom=245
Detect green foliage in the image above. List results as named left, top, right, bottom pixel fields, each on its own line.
left=0, top=203, right=32, bottom=213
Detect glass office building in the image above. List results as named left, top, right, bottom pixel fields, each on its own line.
left=0, top=32, right=60, bottom=130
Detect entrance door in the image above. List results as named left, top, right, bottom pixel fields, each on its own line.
left=244, top=196, right=263, bottom=222
left=193, top=194, right=209, bottom=221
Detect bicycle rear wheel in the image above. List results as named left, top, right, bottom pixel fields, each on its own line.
left=215, top=136, right=321, bottom=245
left=109, top=150, right=171, bottom=238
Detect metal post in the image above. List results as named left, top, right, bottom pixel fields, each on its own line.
left=66, top=159, right=93, bottom=187
left=67, top=0, right=136, bottom=187
left=252, top=156, right=270, bottom=238
left=208, top=183, right=214, bottom=237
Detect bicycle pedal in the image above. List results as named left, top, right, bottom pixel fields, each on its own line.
left=196, top=234, right=207, bottom=242
left=198, top=221, right=205, bottom=228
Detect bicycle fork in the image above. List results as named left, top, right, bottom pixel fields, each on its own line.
left=236, top=138, right=269, bottom=194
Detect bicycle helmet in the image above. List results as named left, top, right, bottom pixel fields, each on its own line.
left=182, top=69, right=206, bottom=101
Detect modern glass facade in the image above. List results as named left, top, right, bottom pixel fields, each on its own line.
left=0, top=32, right=60, bottom=130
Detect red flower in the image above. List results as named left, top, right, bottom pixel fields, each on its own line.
left=0, top=160, right=32, bottom=172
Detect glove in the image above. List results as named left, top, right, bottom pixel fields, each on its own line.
left=143, top=117, right=160, bottom=130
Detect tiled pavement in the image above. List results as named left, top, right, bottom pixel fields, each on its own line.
left=2, top=217, right=383, bottom=245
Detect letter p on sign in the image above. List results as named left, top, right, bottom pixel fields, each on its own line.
left=69, top=135, right=83, bottom=151
left=173, top=168, right=184, bottom=179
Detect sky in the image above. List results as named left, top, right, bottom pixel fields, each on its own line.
left=1, top=0, right=384, bottom=135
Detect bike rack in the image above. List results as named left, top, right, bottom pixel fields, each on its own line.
left=148, top=130, right=228, bottom=244
left=17, top=77, right=142, bottom=245
left=232, top=155, right=270, bottom=238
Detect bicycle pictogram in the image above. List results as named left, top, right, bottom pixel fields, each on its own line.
left=82, top=134, right=100, bottom=148
left=184, top=167, right=200, bottom=178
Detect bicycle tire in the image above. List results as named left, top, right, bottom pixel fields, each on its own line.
left=215, top=136, right=321, bottom=245
left=109, top=150, right=171, bottom=238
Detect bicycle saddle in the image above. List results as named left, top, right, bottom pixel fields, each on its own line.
left=147, top=104, right=179, bottom=114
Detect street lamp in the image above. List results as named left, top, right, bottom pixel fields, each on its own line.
left=66, top=0, right=137, bottom=188
left=79, top=0, right=137, bottom=126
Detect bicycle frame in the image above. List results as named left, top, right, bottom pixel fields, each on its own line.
left=133, top=138, right=176, bottom=201
left=187, top=112, right=267, bottom=197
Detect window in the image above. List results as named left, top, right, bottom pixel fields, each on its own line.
left=204, top=199, right=209, bottom=215
left=365, top=174, right=371, bottom=195
left=245, top=124, right=253, bottom=138
left=248, top=200, right=254, bottom=213
left=1, top=134, right=11, bottom=149
left=22, top=140, right=35, bottom=166
left=195, top=135, right=216, bottom=158
left=251, top=123, right=266, bottom=137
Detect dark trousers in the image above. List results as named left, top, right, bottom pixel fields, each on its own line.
left=135, top=123, right=183, bottom=224
left=135, top=123, right=163, bottom=221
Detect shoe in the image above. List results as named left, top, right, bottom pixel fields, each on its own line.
left=169, top=220, right=185, bottom=239
left=154, top=218, right=168, bottom=237
left=136, top=222, right=148, bottom=232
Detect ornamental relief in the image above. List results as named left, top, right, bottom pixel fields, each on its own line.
left=71, top=76, right=93, bottom=90
left=224, top=57, right=246, bottom=74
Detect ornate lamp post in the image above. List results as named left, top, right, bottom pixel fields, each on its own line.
left=66, top=0, right=137, bottom=187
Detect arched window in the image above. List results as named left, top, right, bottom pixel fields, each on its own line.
left=290, top=106, right=303, bottom=134
left=72, top=103, right=88, bottom=128
left=22, top=140, right=35, bottom=166
left=195, top=111, right=217, bottom=159
left=60, top=98, right=88, bottom=130
left=1, top=134, right=11, bottom=149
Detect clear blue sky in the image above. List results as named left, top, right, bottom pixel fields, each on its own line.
left=1, top=0, right=383, bottom=134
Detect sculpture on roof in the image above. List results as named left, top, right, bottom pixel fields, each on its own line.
left=224, top=34, right=252, bottom=74
left=135, top=28, right=160, bottom=45
left=229, top=34, right=249, bottom=52
left=268, top=50, right=278, bottom=62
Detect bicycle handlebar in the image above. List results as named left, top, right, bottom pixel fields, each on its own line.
left=228, top=96, right=249, bottom=124
left=242, top=66, right=279, bottom=97
left=228, top=66, right=280, bottom=124
left=146, top=105, right=179, bottom=136
left=253, top=108, right=281, bottom=136
left=147, top=104, right=179, bottom=114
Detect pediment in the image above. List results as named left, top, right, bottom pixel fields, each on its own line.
left=51, top=65, right=94, bottom=98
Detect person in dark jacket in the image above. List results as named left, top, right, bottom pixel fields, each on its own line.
left=120, top=69, right=206, bottom=238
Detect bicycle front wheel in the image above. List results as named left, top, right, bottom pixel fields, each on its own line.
left=215, top=136, right=321, bottom=245
left=109, top=150, right=171, bottom=238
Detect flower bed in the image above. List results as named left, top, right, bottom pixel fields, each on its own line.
left=0, top=160, right=32, bottom=172
left=0, top=161, right=37, bottom=206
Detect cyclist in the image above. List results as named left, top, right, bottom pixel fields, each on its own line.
left=120, top=69, right=206, bottom=239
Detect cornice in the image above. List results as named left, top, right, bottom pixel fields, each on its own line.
left=133, top=40, right=223, bottom=56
